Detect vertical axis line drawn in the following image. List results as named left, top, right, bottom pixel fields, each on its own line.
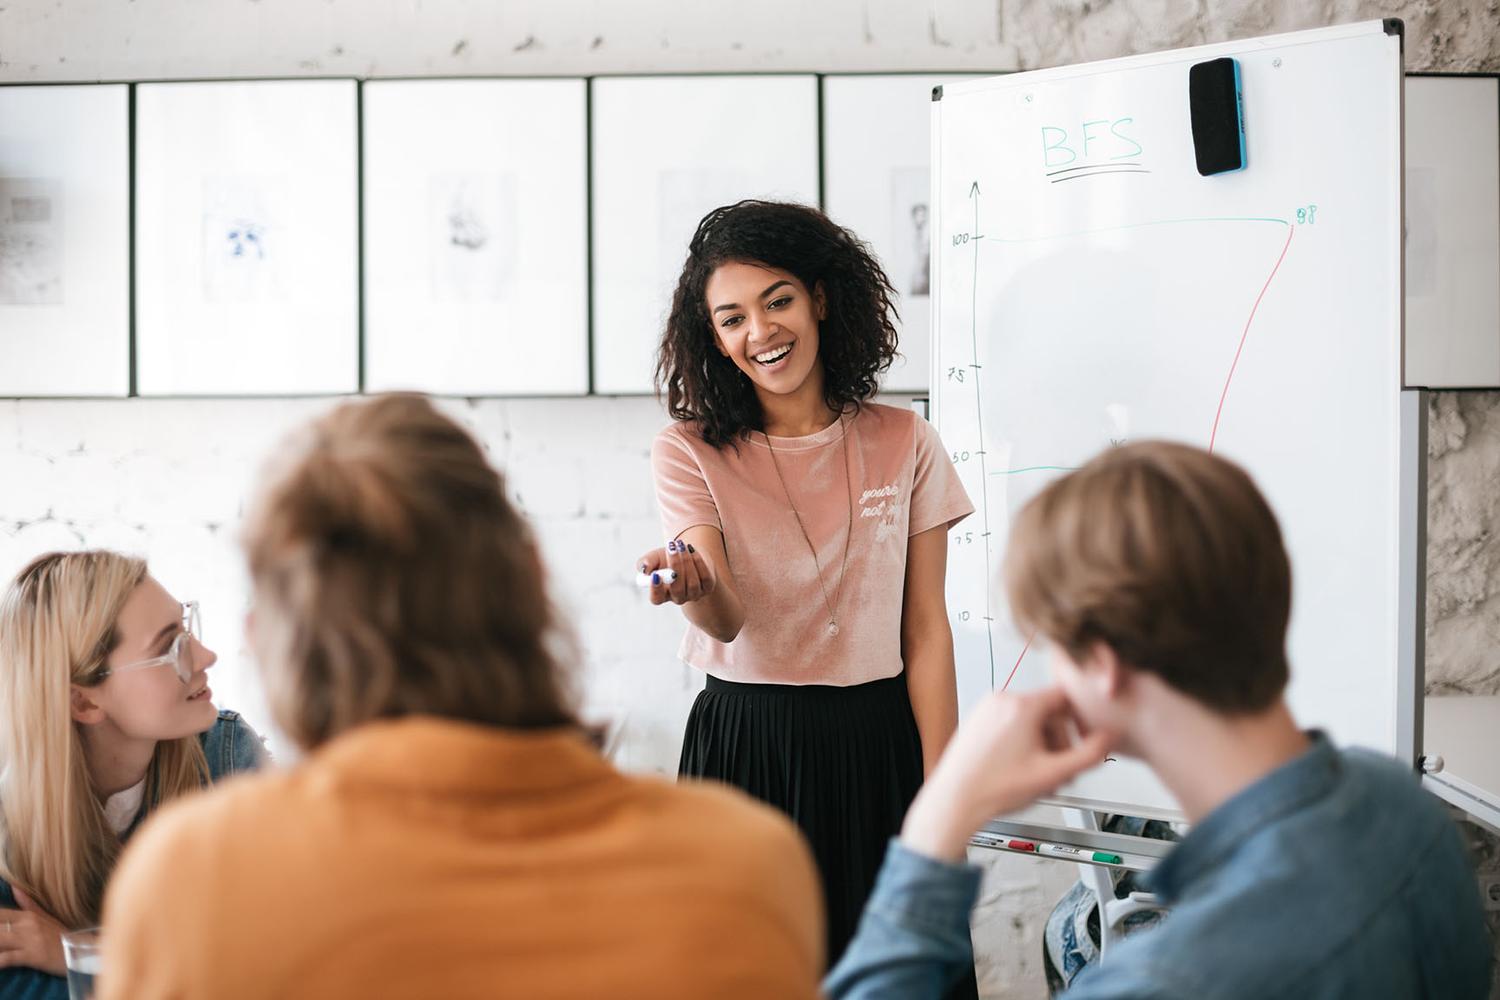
left=1209, top=224, right=1296, bottom=452
left=968, top=180, right=997, bottom=688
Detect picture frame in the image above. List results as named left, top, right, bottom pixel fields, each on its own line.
left=363, top=78, right=589, bottom=396
left=0, top=84, right=130, bottom=397
left=823, top=74, right=984, bottom=394
left=590, top=75, right=820, bottom=395
left=135, top=79, right=359, bottom=396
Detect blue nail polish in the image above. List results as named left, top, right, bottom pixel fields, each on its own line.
left=652, top=572, right=661, bottom=586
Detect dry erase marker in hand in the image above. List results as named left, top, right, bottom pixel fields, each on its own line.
left=636, top=569, right=677, bottom=587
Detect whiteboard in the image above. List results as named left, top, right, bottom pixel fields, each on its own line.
left=136, top=80, right=359, bottom=396
left=363, top=79, right=588, bottom=396
left=0, top=85, right=129, bottom=397
left=590, top=75, right=820, bottom=395
left=1403, top=75, right=1500, bottom=388
left=933, top=21, right=1406, bottom=818
left=823, top=75, right=981, bottom=393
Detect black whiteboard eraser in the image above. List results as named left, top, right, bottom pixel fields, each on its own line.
left=1189, top=57, right=1245, bottom=175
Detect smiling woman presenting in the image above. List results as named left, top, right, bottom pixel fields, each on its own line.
left=640, top=200, right=974, bottom=982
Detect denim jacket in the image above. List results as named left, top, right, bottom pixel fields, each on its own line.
left=0, top=710, right=264, bottom=1000
left=826, top=734, right=1492, bottom=1000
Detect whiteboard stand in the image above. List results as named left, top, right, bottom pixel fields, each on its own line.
left=1058, top=809, right=1169, bottom=956
left=969, top=817, right=1174, bottom=875
left=1398, top=389, right=1429, bottom=769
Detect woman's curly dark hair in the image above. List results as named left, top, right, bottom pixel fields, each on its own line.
left=655, top=200, right=899, bottom=448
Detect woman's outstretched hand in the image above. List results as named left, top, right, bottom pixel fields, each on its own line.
left=637, top=539, right=718, bottom=606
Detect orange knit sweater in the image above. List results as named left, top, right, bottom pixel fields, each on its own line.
left=100, top=717, right=824, bottom=999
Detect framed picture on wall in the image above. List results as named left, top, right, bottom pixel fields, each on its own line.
left=591, top=75, right=820, bottom=395
left=1404, top=74, right=1500, bottom=388
left=823, top=74, right=983, bottom=394
left=135, top=80, right=359, bottom=396
left=364, top=78, right=588, bottom=396
left=0, top=84, right=130, bottom=397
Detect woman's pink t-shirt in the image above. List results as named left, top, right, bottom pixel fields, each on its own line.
left=651, top=402, right=973, bottom=687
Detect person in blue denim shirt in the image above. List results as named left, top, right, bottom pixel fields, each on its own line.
left=827, top=441, right=1491, bottom=1000
left=0, top=552, right=265, bottom=999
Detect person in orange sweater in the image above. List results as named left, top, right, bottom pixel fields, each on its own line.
left=98, top=394, right=824, bottom=1000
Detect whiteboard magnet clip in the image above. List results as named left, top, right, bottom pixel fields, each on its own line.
left=1420, top=754, right=1445, bottom=774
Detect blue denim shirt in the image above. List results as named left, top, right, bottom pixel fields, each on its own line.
left=0, top=710, right=264, bottom=1000
left=826, top=734, right=1492, bottom=999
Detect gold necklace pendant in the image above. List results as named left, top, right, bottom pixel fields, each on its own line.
left=764, top=413, right=855, bottom=640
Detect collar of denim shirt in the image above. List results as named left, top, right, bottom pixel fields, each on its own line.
left=1146, top=730, right=1337, bottom=902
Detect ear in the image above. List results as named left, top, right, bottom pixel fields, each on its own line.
left=70, top=684, right=107, bottom=726
left=1080, top=642, right=1129, bottom=701
left=813, top=281, right=828, bottom=322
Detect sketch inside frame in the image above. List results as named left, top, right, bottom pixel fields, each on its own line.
left=0, top=178, right=64, bottom=305
left=201, top=176, right=284, bottom=303
left=889, top=166, right=931, bottom=300
left=428, top=172, right=518, bottom=302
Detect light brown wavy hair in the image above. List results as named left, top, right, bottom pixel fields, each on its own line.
left=1004, top=441, right=1291, bottom=714
left=241, top=394, right=578, bottom=750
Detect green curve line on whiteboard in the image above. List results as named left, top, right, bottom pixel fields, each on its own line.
left=982, top=215, right=1289, bottom=244
left=990, top=465, right=1080, bottom=475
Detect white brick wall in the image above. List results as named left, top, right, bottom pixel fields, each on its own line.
left=0, top=395, right=697, bottom=770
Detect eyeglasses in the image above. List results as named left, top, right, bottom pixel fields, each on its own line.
left=98, top=602, right=202, bottom=687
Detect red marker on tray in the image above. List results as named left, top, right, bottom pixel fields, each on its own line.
left=1005, top=839, right=1037, bottom=852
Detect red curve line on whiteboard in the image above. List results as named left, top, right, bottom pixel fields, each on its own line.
left=999, top=222, right=1294, bottom=693
left=1001, top=633, right=1035, bottom=692
left=1209, top=224, right=1296, bottom=453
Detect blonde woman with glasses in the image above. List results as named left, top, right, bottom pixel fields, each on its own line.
left=0, top=551, right=264, bottom=997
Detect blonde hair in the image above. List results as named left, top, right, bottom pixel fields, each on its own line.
left=242, top=393, right=577, bottom=751
left=0, top=551, right=209, bottom=928
left=1004, top=441, right=1291, bottom=714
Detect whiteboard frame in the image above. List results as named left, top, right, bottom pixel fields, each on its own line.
left=931, top=19, right=1414, bottom=825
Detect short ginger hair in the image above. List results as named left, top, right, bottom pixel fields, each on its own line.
left=1004, top=441, right=1292, bottom=714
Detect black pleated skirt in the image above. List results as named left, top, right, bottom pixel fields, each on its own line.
left=679, top=672, right=979, bottom=998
